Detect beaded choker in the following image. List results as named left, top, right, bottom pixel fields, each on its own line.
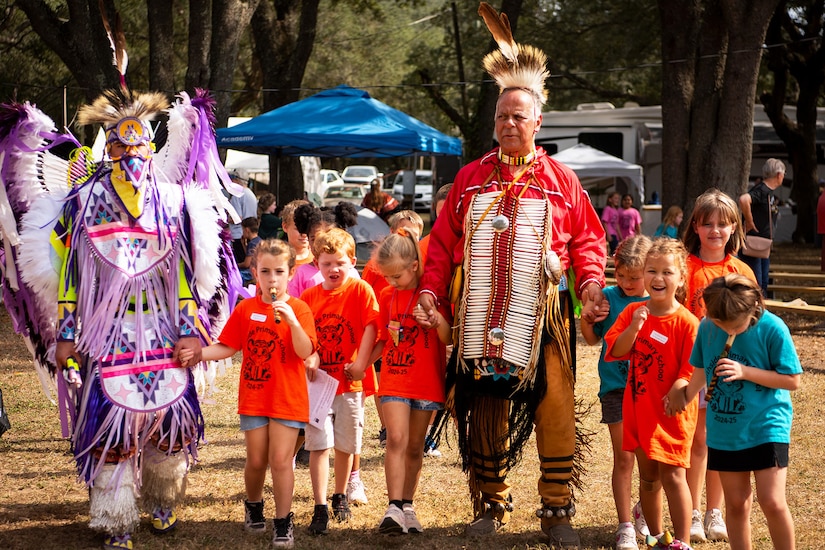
left=498, top=149, right=536, bottom=166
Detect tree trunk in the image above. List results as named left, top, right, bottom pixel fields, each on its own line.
left=208, top=0, right=261, bottom=127
left=760, top=1, right=825, bottom=243
left=186, top=0, right=213, bottom=91
left=147, top=0, right=176, bottom=92
left=251, top=0, right=320, bottom=204
left=659, top=0, right=779, bottom=217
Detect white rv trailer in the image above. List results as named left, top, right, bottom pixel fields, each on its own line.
left=537, top=102, right=825, bottom=208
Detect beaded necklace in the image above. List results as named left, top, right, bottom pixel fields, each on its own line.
left=387, top=287, right=418, bottom=346
left=498, top=148, right=537, bottom=166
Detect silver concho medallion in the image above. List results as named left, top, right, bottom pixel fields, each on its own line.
left=488, top=327, right=505, bottom=346
left=491, top=215, right=509, bottom=233
left=544, top=250, right=563, bottom=285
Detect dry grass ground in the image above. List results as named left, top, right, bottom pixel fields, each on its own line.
left=1, top=244, right=823, bottom=549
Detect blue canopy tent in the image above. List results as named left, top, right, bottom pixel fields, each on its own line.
left=216, top=85, right=462, bottom=158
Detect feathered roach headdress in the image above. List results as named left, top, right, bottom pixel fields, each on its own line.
left=478, top=2, right=550, bottom=105
left=75, top=2, right=169, bottom=147
left=77, top=89, right=169, bottom=147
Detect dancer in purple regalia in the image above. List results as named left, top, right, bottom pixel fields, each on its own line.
left=0, top=85, right=241, bottom=549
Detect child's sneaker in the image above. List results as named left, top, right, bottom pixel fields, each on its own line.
left=402, top=503, right=422, bottom=534
left=633, top=501, right=650, bottom=537
left=103, top=533, right=132, bottom=550
left=244, top=500, right=266, bottom=533
left=272, top=512, right=294, bottom=548
left=644, top=532, right=692, bottom=549
left=423, top=436, right=442, bottom=457
left=308, top=504, right=328, bottom=535
left=689, top=509, right=706, bottom=542
left=331, top=493, right=351, bottom=522
left=616, top=522, right=638, bottom=549
left=704, top=508, right=728, bottom=541
left=151, top=506, right=177, bottom=533
left=347, top=477, right=368, bottom=505
left=378, top=504, right=406, bottom=535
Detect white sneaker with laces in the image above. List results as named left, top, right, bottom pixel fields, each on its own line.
left=347, top=478, right=368, bottom=505
left=690, top=509, right=707, bottom=542
left=402, top=503, right=422, bottom=534
left=615, top=523, right=639, bottom=550
left=378, top=505, right=406, bottom=534
left=704, top=508, right=728, bottom=541
left=632, top=501, right=650, bottom=537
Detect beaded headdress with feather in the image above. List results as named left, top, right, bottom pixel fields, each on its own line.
left=478, top=2, right=550, bottom=105
left=77, top=89, right=169, bottom=145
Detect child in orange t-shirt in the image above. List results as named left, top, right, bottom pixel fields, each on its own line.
left=367, top=230, right=450, bottom=535
left=360, top=210, right=424, bottom=449
left=179, top=239, right=316, bottom=547
left=604, top=238, right=699, bottom=548
left=299, top=228, right=379, bottom=534
left=681, top=189, right=755, bottom=543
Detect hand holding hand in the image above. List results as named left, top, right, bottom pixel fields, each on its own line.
left=664, top=386, right=688, bottom=417
left=416, top=293, right=438, bottom=328
left=173, top=336, right=202, bottom=367
left=178, top=348, right=195, bottom=368
left=580, top=283, right=605, bottom=323
left=344, top=361, right=366, bottom=381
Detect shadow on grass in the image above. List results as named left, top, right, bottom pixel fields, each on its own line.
left=0, top=519, right=621, bottom=550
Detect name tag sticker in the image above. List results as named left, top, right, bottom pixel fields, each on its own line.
left=650, top=330, right=668, bottom=344
left=251, top=313, right=267, bottom=322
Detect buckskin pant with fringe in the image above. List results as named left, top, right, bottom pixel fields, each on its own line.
left=469, top=342, right=576, bottom=513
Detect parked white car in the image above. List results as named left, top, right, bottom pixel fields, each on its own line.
left=342, top=165, right=382, bottom=186
left=320, top=169, right=344, bottom=188
left=323, top=184, right=366, bottom=207
left=391, top=170, right=433, bottom=212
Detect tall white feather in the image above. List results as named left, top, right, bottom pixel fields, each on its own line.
left=184, top=186, right=222, bottom=300
left=18, top=194, right=64, bottom=301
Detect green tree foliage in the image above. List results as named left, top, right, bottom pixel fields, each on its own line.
left=525, top=0, right=662, bottom=110
left=405, top=0, right=663, bottom=159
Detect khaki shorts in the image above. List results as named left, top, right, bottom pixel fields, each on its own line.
left=305, top=391, right=364, bottom=455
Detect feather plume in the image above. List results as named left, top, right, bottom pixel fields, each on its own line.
left=184, top=185, right=222, bottom=301
left=478, top=2, right=518, bottom=63
left=99, top=0, right=129, bottom=83
left=478, top=2, right=550, bottom=104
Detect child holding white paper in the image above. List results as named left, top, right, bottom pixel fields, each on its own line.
left=180, top=239, right=316, bottom=548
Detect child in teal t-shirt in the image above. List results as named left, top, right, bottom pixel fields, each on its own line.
left=670, top=274, right=801, bottom=550
left=580, top=235, right=652, bottom=545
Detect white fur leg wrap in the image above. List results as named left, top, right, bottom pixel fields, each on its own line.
left=88, top=463, right=140, bottom=535
left=141, top=443, right=189, bottom=510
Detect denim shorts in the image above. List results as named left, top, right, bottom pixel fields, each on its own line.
left=380, top=396, right=443, bottom=411
left=239, top=414, right=306, bottom=432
